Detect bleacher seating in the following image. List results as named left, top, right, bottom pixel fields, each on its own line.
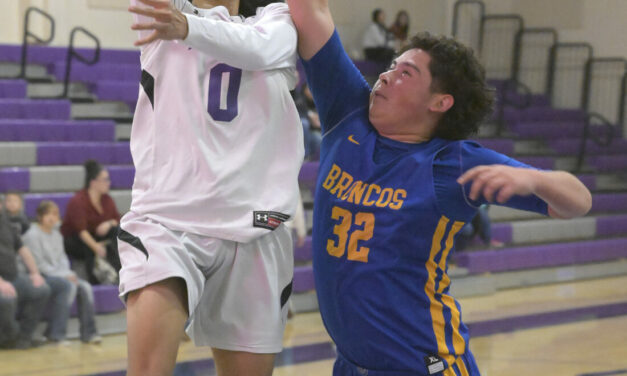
left=1, top=41, right=626, bottom=332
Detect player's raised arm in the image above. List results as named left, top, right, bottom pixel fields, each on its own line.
left=285, top=0, right=334, bottom=60
left=184, top=3, right=296, bottom=70
left=129, top=0, right=297, bottom=71
left=457, top=165, right=592, bottom=219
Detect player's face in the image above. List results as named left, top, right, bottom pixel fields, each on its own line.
left=369, top=49, right=443, bottom=141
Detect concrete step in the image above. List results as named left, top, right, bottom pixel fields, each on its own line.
left=71, top=101, right=133, bottom=121
left=0, top=62, right=52, bottom=81
left=115, top=122, right=132, bottom=141
left=27, top=81, right=95, bottom=101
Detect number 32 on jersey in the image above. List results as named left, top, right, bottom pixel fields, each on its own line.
left=327, top=206, right=374, bottom=263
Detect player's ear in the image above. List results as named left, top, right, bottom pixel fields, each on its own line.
left=429, top=94, right=454, bottom=114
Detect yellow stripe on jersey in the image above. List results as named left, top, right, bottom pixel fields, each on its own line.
left=456, top=356, right=470, bottom=376
left=425, top=216, right=454, bottom=365
left=425, top=216, right=466, bottom=368
left=439, top=220, right=466, bottom=355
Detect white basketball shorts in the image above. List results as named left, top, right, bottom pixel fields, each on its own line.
left=117, top=211, right=294, bottom=353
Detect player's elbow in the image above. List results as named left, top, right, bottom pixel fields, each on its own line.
left=548, top=188, right=592, bottom=219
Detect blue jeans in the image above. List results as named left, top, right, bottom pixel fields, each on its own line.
left=2, top=274, right=51, bottom=344
left=0, top=293, right=19, bottom=346
left=75, top=279, right=99, bottom=342
left=43, top=275, right=73, bottom=341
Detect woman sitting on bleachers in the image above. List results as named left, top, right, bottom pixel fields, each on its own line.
left=61, top=160, right=121, bottom=284
left=23, top=201, right=101, bottom=344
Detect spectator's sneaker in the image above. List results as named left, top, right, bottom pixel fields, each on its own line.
left=14, top=339, right=32, bottom=350
left=83, top=335, right=102, bottom=344
left=31, top=337, right=46, bottom=347
left=0, top=339, right=16, bottom=349
left=48, top=339, right=71, bottom=347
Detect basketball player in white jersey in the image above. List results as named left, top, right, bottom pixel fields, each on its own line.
left=121, top=0, right=303, bottom=375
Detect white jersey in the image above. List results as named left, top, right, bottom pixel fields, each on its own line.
left=127, top=1, right=304, bottom=243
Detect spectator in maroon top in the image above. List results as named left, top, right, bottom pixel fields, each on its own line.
left=61, top=160, right=121, bottom=284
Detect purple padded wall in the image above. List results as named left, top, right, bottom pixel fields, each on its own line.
left=0, top=168, right=29, bottom=192
left=0, top=99, right=71, bottom=119
left=0, top=80, right=27, bottom=98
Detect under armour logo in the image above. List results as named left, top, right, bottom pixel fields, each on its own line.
left=428, top=356, right=438, bottom=363
left=253, top=211, right=290, bottom=230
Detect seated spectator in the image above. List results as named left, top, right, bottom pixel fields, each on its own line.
left=3, top=192, right=30, bottom=235
left=61, top=160, right=121, bottom=284
left=456, top=205, right=504, bottom=251
left=293, top=83, right=322, bottom=160
left=23, top=201, right=102, bottom=344
left=389, top=10, right=410, bottom=49
left=0, top=201, right=50, bottom=349
left=362, top=8, right=395, bottom=65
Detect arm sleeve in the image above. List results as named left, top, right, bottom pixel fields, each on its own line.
left=434, top=141, right=549, bottom=221
left=103, top=195, right=121, bottom=222
left=21, top=230, right=49, bottom=275
left=302, top=30, right=372, bottom=135
left=12, top=227, right=23, bottom=251
left=183, top=3, right=297, bottom=71
left=64, top=196, right=88, bottom=235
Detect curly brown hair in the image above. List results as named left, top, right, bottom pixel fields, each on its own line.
left=399, top=32, right=494, bottom=140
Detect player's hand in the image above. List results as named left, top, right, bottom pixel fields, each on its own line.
left=457, top=165, right=537, bottom=204
left=93, top=242, right=108, bottom=258
left=129, top=0, right=189, bottom=46
left=95, top=220, right=117, bottom=237
left=0, top=279, right=16, bottom=298
left=29, top=273, right=46, bottom=288
left=67, top=274, right=79, bottom=285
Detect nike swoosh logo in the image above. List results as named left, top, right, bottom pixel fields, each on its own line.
left=348, top=134, right=360, bottom=145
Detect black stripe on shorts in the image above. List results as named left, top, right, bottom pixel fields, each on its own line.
left=280, top=280, right=293, bottom=309
left=117, top=228, right=149, bottom=260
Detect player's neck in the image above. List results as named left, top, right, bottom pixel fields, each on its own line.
left=192, top=0, right=240, bottom=15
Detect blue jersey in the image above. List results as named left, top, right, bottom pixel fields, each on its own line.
left=303, top=31, right=548, bottom=374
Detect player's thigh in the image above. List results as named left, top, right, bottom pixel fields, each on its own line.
left=126, top=278, right=188, bottom=376
left=211, top=348, right=276, bottom=376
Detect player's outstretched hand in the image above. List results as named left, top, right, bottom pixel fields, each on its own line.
left=129, top=0, right=189, bottom=46
left=457, top=165, right=537, bottom=204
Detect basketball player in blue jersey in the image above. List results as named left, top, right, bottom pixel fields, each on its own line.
left=287, top=1, right=592, bottom=375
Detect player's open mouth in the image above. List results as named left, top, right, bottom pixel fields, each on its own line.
left=373, top=90, right=386, bottom=100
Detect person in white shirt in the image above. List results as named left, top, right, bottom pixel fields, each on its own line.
left=362, top=8, right=395, bottom=64
left=22, top=201, right=101, bottom=344
left=122, top=0, right=303, bottom=375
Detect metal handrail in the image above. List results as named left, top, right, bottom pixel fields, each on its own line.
left=18, top=7, right=55, bottom=78
left=512, top=27, right=558, bottom=87
left=479, top=14, right=524, bottom=63
left=575, top=112, right=615, bottom=172
left=452, top=0, right=485, bottom=37
left=582, top=57, right=627, bottom=112
left=546, top=42, right=593, bottom=107
left=60, top=27, right=101, bottom=98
